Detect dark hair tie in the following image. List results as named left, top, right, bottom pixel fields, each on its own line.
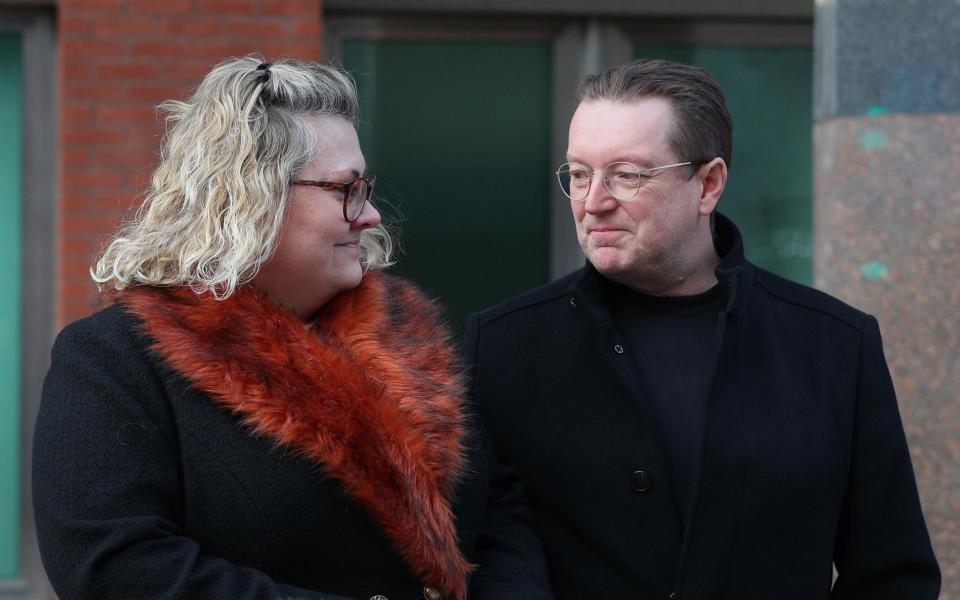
left=255, top=62, right=272, bottom=84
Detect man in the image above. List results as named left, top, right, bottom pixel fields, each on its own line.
left=464, top=59, right=940, bottom=599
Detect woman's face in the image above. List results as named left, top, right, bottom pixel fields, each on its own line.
left=253, top=116, right=381, bottom=319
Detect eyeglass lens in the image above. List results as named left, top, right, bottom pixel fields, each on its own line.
left=557, top=162, right=645, bottom=201
left=346, top=178, right=370, bottom=221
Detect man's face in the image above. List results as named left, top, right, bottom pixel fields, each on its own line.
left=567, top=97, right=707, bottom=289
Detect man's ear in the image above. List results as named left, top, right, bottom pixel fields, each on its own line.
left=698, top=157, right=727, bottom=216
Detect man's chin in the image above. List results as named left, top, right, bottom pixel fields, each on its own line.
left=586, top=249, right=629, bottom=276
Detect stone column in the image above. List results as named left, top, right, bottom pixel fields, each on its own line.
left=814, top=0, right=960, bottom=595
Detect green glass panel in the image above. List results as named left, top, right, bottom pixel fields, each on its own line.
left=342, top=40, right=552, bottom=338
left=0, top=32, right=23, bottom=579
left=634, top=44, right=813, bottom=284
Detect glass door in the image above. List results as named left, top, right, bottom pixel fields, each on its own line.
left=634, top=42, right=814, bottom=284
left=335, top=32, right=554, bottom=338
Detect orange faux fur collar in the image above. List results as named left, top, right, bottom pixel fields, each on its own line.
left=118, top=273, right=472, bottom=599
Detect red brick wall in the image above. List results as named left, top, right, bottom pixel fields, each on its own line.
left=58, top=0, right=325, bottom=326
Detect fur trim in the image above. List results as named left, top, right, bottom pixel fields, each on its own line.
left=119, top=273, right=473, bottom=599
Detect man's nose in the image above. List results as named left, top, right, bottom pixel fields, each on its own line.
left=583, top=172, right=616, bottom=214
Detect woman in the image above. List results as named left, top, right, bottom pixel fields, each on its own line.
left=33, top=56, right=551, bottom=600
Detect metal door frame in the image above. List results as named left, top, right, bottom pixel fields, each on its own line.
left=0, top=6, right=56, bottom=600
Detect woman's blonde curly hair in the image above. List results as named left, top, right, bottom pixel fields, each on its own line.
left=92, top=54, right=393, bottom=298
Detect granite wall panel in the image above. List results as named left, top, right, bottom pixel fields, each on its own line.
left=815, top=113, right=960, bottom=596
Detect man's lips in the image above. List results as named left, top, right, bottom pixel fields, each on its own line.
left=335, top=240, right=361, bottom=248
left=586, top=227, right=628, bottom=245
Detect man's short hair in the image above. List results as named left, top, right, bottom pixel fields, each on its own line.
left=578, top=58, right=733, bottom=169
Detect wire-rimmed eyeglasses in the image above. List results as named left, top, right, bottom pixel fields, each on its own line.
left=290, top=176, right=377, bottom=222
left=556, top=161, right=695, bottom=202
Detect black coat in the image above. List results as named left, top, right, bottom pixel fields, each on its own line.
left=34, top=274, right=552, bottom=600
left=465, top=214, right=939, bottom=600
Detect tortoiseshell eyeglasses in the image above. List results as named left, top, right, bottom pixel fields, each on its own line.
left=290, top=176, right=377, bottom=222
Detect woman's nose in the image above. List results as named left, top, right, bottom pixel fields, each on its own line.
left=351, top=199, right=381, bottom=230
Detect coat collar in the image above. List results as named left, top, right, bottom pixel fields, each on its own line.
left=118, top=273, right=472, bottom=599
left=712, top=212, right=752, bottom=317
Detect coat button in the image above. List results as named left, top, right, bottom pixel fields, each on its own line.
left=370, top=596, right=389, bottom=600
left=569, top=296, right=577, bottom=307
left=614, top=344, right=624, bottom=354
left=632, top=470, right=652, bottom=492
left=668, top=593, right=678, bottom=599
left=422, top=585, right=442, bottom=600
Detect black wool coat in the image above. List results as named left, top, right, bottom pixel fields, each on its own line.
left=34, top=273, right=552, bottom=600
left=465, top=214, right=940, bottom=600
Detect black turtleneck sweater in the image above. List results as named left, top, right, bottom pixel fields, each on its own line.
left=605, top=279, right=725, bottom=527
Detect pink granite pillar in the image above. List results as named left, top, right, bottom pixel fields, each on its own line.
left=815, top=0, right=960, bottom=595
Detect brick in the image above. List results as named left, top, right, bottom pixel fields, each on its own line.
left=60, top=60, right=96, bottom=80
left=129, top=0, right=191, bottom=14
left=61, top=39, right=127, bottom=58
left=61, top=227, right=108, bottom=242
left=94, top=16, right=159, bottom=37
left=129, top=169, right=156, bottom=190
left=58, top=274, right=102, bottom=293
left=60, top=252, right=103, bottom=270
left=90, top=190, right=142, bottom=211
left=160, top=17, right=223, bottom=37
left=197, top=0, right=256, bottom=14
left=59, top=16, right=97, bottom=37
left=61, top=214, right=123, bottom=236
left=62, top=126, right=128, bottom=146
left=63, top=104, right=95, bottom=122
left=58, top=260, right=85, bottom=278
left=130, top=83, right=181, bottom=102
left=95, top=104, right=160, bottom=126
left=259, top=41, right=322, bottom=61
left=165, top=60, right=219, bottom=82
left=195, top=40, right=262, bottom=59
left=60, top=279, right=99, bottom=302
left=291, top=20, right=323, bottom=39
left=98, top=148, right=157, bottom=169
left=226, top=18, right=286, bottom=38
left=61, top=302, right=102, bottom=327
left=63, top=168, right=126, bottom=191
left=61, top=237, right=97, bottom=254
left=60, top=288, right=99, bottom=307
left=63, top=148, right=93, bottom=169
left=61, top=190, right=93, bottom=211
left=261, top=0, right=320, bottom=17
left=126, top=127, right=166, bottom=149
left=61, top=0, right=126, bottom=10
left=131, top=40, right=203, bottom=60
left=63, top=83, right=126, bottom=103
left=60, top=260, right=101, bottom=280
left=96, top=61, right=161, bottom=80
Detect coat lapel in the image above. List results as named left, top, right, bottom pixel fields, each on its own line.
left=119, top=273, right=472, bottom=599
